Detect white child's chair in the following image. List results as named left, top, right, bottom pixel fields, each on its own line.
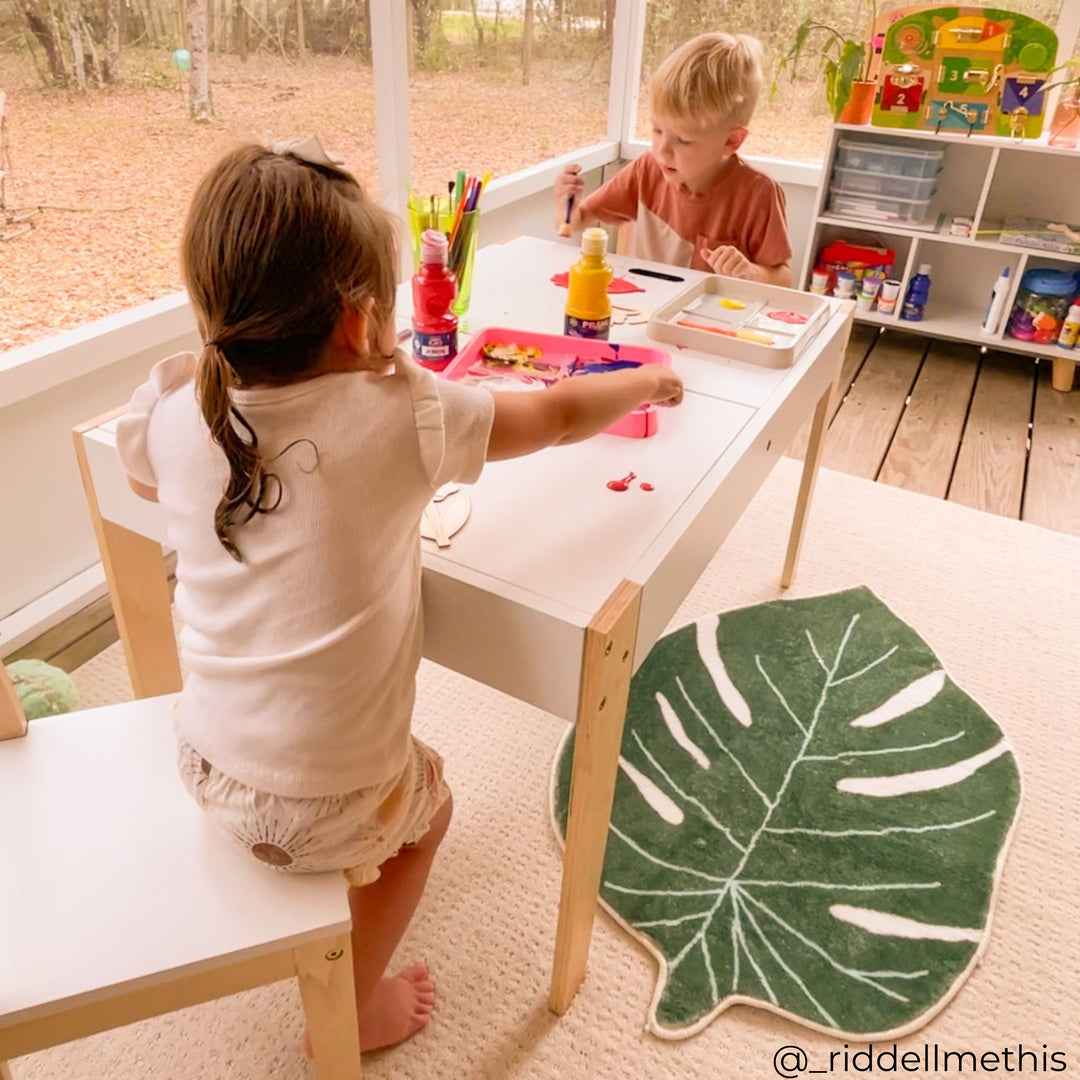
left=0, top=416, right=365, bottom=1079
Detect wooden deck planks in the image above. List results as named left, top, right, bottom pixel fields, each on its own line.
left=878, top=339, right=980, bottom=498
left=821, top=328, right=927, bottom=479
left=1022, top=361, right=1080, bottom=537
left=787, top=322, right=879, bottom=461
left=948, top=351, right=1035, bottom=519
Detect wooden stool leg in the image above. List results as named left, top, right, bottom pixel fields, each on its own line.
left=549, top=580, right=641, bottom=1015
left=1051, top=358, right=1076, bottom=392
left=781, top=382, right=832, bottom=589
left=295, top=932, right=362, bottom=1080
left=73, top=428, right=182, bottom=698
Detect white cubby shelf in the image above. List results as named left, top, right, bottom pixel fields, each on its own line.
left=801, top=123, right=1080, bottom=371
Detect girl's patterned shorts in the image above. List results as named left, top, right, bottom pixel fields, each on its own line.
left=177, top=735, right=450, bottom=887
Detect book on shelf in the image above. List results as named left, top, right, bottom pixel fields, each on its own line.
left=998, top=217, right=1080, bottom=257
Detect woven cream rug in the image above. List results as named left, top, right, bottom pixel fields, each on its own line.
left=12, top=458, right=1080, bottom=1080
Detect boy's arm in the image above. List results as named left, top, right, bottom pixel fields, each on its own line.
left=700, top=171, right=793, bottom=286
left=554, top=159, right=643, bottom=236
left=699, top=246, right=793, bottom=287
left=486, top=367, right=683, bottom=461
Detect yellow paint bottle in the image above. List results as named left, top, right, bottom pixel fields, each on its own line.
left=565, top=227, right=613, bottom=340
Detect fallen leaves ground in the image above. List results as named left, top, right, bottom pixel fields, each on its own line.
left=1, top=48, right=830, bottom=351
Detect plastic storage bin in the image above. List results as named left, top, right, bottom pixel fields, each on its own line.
left=835, top=136, right=944, bottom=178
left=827, top=188, right=934, bottom=225
left=1006, top=268, right=1080, bottom=345
left=830, top=165, right=938, bottom=201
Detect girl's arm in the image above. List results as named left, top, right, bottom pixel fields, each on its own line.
left=486, top=366, right=683, bottom=461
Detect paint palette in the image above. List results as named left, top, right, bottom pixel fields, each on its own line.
left=647, top=277, right=833, bottom=368
left=440, top=327, right=673, bottom=438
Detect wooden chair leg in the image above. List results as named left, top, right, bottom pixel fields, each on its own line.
left=73, top=428, right=182, bottom=698
left=781, top=383, right=832, bottom=589
left=549, top=580, right=641, bottom=1015
left=295, top=932, right=362, bottom=1080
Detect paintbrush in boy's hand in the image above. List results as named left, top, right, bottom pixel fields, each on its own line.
left=558, top=195, right=574, bottom=238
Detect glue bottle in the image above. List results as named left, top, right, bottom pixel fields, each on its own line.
left=1058, top=303, right=1080, bottom=349
left=412, top=229, right=458, bottom=370
left=981, top=266, right=1011, bottom=336
left=565, top=227, right=613, bottom=340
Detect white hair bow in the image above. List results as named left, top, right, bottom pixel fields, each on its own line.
left=271, top=135, right=344, bottom=168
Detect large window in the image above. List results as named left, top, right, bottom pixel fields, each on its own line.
left=407, top=1, right=612, bottom=201
left=2, top=5, right=377, bottom=352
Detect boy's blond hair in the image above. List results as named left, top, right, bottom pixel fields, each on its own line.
left=650, top=33, right=764, bottom=129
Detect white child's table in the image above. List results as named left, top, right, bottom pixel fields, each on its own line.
left=68, top=236, right=854, bottom=1016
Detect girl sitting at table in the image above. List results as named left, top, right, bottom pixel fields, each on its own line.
left=115, top=139, right=683, bottom=1058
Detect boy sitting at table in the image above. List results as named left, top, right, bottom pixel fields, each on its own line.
left=555, top=32, right=793, bottom=286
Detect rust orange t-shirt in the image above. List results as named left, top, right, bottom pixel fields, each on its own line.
left=580, top=152, right=792, bottom=273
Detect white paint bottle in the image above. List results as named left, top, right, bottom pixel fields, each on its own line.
left=981, top=267, right=1011, bottom=336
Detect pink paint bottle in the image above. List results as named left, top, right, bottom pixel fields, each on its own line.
left=412, top=229, right=458, bottom=370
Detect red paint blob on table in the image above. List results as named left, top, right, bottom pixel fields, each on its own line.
left=640, top=482, right=654, bottom=491
left=606, top=471, right=636, bottom=492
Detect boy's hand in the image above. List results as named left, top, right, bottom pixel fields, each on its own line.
left=700, top=244, right=755, bottom=280
left=555, top=164, right=585, bottom=231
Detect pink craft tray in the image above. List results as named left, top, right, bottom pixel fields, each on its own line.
left=440, top=327, right=672, bottom=439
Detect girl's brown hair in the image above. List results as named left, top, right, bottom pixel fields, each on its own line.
left=181, top=143, right=397, bottom=561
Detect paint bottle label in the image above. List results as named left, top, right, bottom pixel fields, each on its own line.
left=564, top=314, right=612, bottom=339
left=413, top=328, right=457, bottom=364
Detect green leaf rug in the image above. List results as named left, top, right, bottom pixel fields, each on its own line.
left=550, top=587, right=1021, bottom=1040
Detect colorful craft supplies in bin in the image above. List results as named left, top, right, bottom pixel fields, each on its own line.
left=407, top=172, right=489, bottom=317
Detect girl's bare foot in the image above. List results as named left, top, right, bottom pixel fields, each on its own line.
left=301, top=964, right=435, bottom=1058
left=357, top=964, right=436, bottom=1050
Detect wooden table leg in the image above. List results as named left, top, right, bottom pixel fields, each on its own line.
left=295, top=933, right=362, bottom=1080
left=781, top=311, right=852, bottom=590
left=549, top=580, right=641, bottom=1015
left=73, top=430, right=182, bottom=698
left=780, top=383, right=832, bottom=590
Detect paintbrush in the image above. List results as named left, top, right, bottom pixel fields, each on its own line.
left=558, top=195, right=574, bottom=238
left=676, top=319, right=776, bottom=345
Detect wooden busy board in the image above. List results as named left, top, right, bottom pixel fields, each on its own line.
left=869, top=5, right=1058, bottom=138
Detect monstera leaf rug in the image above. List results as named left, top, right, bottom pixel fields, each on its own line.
left=550, top=587, right=1021, bottom=1041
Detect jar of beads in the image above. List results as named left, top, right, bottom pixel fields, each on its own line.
left=1006, top=269, right=1079, bottom=345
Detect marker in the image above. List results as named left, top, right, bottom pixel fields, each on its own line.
left=629, top=267, right=685, bottom=282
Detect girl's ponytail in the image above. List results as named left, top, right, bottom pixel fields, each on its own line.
left=195, top=341, right=271, bottom=563
left=182, top=143, right=397, bottom=559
